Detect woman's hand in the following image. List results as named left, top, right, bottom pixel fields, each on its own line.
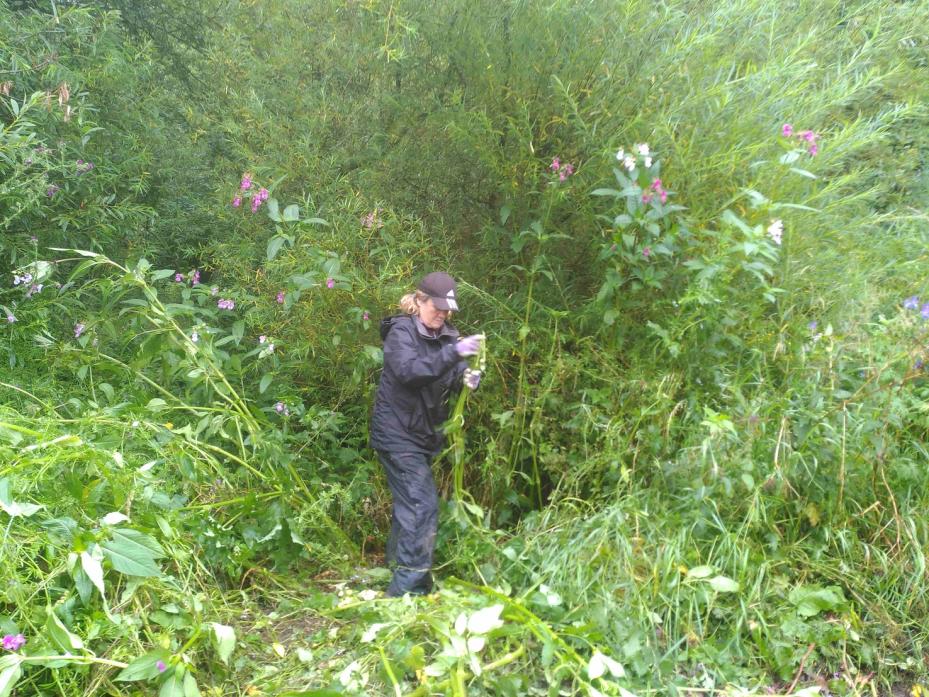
left=456, top=335, right=483, bottom=357
left=463, top=369, right=481, bottom=390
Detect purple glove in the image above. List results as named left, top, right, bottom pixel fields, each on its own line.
left=463, top=369, right=481, bottom=390
left=456, top=334, right=483, bottom=357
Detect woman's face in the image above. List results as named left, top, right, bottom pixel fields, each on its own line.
left=419, top=296, right=449, bottom=331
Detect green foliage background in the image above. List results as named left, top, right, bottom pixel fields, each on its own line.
left=0, top=0, right=928, bottom=694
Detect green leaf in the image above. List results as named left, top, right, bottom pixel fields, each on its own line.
left=708, top=575, right=740, bottom=593
left=45, top=606, right=84, bottom=652
left=267, top=236, right=287, bottom=261
left=282, top=204, right=300, bottom=222
left=591, top=188, right=621, bottom=197
left=301, top=217, right=329, bottom=226
left=159, top=666, right=186, bottom=697
left=151, top=269, right=177, bottom=281
left=183, top=672, right=201, bottom=697
left=686, top=565, right=714, bottom=579
left=81, top=548, right=106, bottom=598
left=116, top=651, right=171, bottom=681
left=266, top=198, right=281, bottom=222
left=231, top=321, right=245, bottom=344
left=101, top=528, right=164, bottom=577
left=210, top=623, right=236, bottom=665
left=788, top=585, right=846, bottom=617
left=259, top=373, right=273, bottom=394
left=0, top=656, right=22, bottom=697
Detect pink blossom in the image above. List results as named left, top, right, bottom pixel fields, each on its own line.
left=2, top=634, right=25, bottom=651
left=642, top=246, right=651, bottom=258
left=190, top=269, right=201, bottom=285
left=782, top=123, right=793, bottom=137
left=259, top=335, right=267, bottom=344
left=251, top=197, right=261, bottom=213
left=326, top=278, right=335, bottom=289
left=240, top=174, right=252, bottom=191
left=232, top=196, right=242, bottom=208
left=562, top=163, right=574, bottom=177
left=651, top=178, right=663, bottom=191
left=642, top=192, right=653, bottom=204
left=801, top=130, right=817, bottom=143
left=558, top=171, right=567, bottom=182
left=808, top=143, right=818, bottom=156
left=174, top=273, right=184, bottom=283
left=156, top=660, right=167, bottom=673
left=276, top=291, right=285, bottom=304
left=258, top=188, right=269, bottom=201
left=217, top=298, right=235, bottom=310
left=363, top=311, right=370, bottom=321
left=211, top=286, right=219, bottom=296
left=659, top=190, right=668, bottom=204
left=74, top=322, right=85, bottom=338
left=550, top=157, right=560, bottom=172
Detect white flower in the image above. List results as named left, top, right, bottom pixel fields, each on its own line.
left=615, top=148, right=625, bottom=161
left=644, top=156, right=653, bottom=168
left=623, top=155, right=636, bottom=172
left=636, top=142, right=650, bottom=156
left=190, top=331, right=199, bottom=343
left=259, top=335, right=267, bottom=343
left=767, top=219, right=783, bottom=245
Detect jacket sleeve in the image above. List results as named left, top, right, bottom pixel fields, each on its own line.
left=384, top=322, right=461, bottom=388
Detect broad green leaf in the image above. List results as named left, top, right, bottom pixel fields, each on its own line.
left=81, top=548, right=106, bottom=597
left=210, top=623, right=236, bottom=665
left=159, top=666, right=186, bottom=697
left=788, top=585, right=846, bottom=618
left=591, top=188, right=621, bottom=197
left=151, top=269, right=177, bottom=281
left=708, top=575, right=740, bottom=593
left=101, top=528, right=164, bottom=577
left=282, top=204, right=300, bottom=222
left=0, top=656, right=22, bottom=697
left=116, top=650, right=171, bottom=681
left=45, top=606, right=84, bottom=652
left=301, top=217, right=329, bottom=226
left=265, top=198, right=281, bottom=222
left=183, top=672, right=201, bottom=697
left=231, top=321, right=245, bottom=343
left=587, top=650, right=624, bottom=680
left=267, top=236, right=287, bottom=261
left=0, top=499, right=42, bottom=517
left=259, top=373, right=273, bottom=394
left=467, top=604, right=504, bottom=634
left=686, top=565, right=714, bottom=579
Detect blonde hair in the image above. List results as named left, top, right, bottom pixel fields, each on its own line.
left=399, top=290, right=429, bottom=315
left=398, top=290, right=453, bottom=319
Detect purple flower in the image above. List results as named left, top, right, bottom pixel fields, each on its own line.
left=363, top=311, right=370, bottom=321
left=2, top=634, right=25, bottom=651
left=251, top=197, right=261, bottom=213
left=74, top=322, right=85, bottom=338
left=651, top=178, right=663, bottom=191
left=562, top=163, right=574, bottom=177
left=905, top=296, right=920, bottom=310
left=174, top=273, right=184, bottom=283
left=801, top=130, right=817, bottom=143
left=642, top=192, right=652, bottom=204
left=782, top=123, right=793, bottom=137
left=276, top=291, right=285, bottom=304
left=232, top=196, right=242, bottom=208
left=808, top=320, right=818, bottom=331
left=190, top=269, right=201, bottom=285
left=916, top=359, right=924, bottom=370
left=211, top=286, right=219, bottom=296
left=642, top=246, right=651, bottom=258
left=921, top=303, right=929, bottom=320
left=808, top=143, right=818, bottom=156
left=240, top=174, right=252, bottom=191
left=326, top=278, right=335, bottom=289
left=274, top=401, right=289, bottom=415
left=550, top=157, right=560, bottom=172
left=6, top=313, right=15, bottom=323
left=259, top=335, right=267, bottom=344
left=217, top=299, right=235, bottom=310
left=25, top=283, right=42, bottom=298
left=258, top=188, right=269, bottom=202
left=46, top=184, right=59, bottom=198
left=659, top=190, right=668, bottom=204
left=156, top=660, right=167, bottom=673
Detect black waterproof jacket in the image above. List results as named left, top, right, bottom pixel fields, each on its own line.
left=369, top=314, right=466, bottom=455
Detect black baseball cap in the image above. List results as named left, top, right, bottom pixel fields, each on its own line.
left=418, top=272, right=459, bottom=311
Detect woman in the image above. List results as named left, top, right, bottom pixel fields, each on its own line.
left=370, top=271, right=483, bottom=597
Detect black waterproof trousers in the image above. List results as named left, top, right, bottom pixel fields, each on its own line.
left=378, top=450, right=438, bottom=596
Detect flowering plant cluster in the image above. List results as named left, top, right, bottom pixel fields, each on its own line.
left=231, top=173, right=270, bottom=213
left=174, top=269, right=201, bottom=285
left=361, top=209, right=383, bottom=230
left=903, top=295, right=929, bottom=320
left=781, top=123, right=820, bottom=156
left=549, top=157, right=575, bottom=182
left=2, top=634, right=25, bottom=651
